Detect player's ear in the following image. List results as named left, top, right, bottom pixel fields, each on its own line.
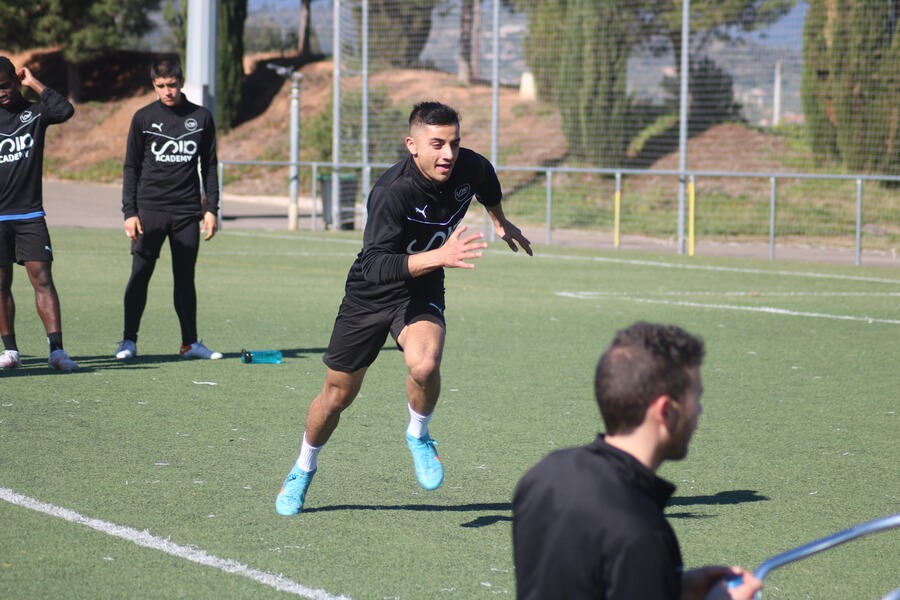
left=405, top=135, right=417, bottom=156
left=648, top=394, right=675, bottom=431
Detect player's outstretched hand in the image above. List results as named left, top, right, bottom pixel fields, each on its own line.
left=440, top=225, right=487, bottom=269
left=495, top=219, right=533, bottom=256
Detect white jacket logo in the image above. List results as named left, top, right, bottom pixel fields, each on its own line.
left=407, top=223, right=460, bottom=254
left=0, top=133, right=34, bottom=164
left=151, top=138, right=198, bottom=163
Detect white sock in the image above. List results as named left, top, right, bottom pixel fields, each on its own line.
left=406, top=404, right=433, bottom=439
left=295, top=433, right=321, bottom=472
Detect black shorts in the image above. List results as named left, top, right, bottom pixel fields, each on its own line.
left=132, top=209, right=200, bottom=259
left=0, top=218, right=53, bottom=265
left=323, top=291, right=446, bottom=373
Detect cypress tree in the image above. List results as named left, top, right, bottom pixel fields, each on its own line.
left=519, top=0, right=567, bottom=103
left=803, top=0, right=900, bottom=173
left=801, top=0, right=839, bottom=165
left=558, top=0, right=632, bottom=166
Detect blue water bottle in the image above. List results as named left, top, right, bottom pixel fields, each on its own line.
left=241, top=349, right=283, bottom=364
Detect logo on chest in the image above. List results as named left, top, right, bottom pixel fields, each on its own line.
left=454, top=183, right=472, bottom=202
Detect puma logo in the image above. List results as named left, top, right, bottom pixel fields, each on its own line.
left=414, top=205, right=428, bottom=218
left=151, top=123, right=163, bottom=132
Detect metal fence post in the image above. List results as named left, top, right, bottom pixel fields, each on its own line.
left=769, top=177, right=777, bottom=260
left=545, top=170, right=553, bottom=245
left=855, top=178, right=863, bottom=266
left=288, top=72, right=303, bottom=231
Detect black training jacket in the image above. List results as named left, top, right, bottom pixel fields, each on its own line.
left=122, top=96, right=219, bottom=219
left=512, top=436, right=683, bottom=600
left=0, top=88, right=74, bottom=217
left=343, top=147, right=502, bottom=310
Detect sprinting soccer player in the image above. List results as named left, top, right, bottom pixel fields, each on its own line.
left=512, top=322, right=763, bottom=600
left=0, top=57, right=78, bottom=372
left=115, top=58, right=222, bottom=361
left=275, top=101, right=533, bottom=516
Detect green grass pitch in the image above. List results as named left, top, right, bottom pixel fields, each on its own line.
left=1, top=228, right=897, bottom=599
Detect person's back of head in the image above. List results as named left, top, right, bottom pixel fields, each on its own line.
left=594, top=321, right=705, bottom=435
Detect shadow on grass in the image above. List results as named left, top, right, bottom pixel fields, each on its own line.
left=304, top=501, right=513, bottom=528
left=0, top=346, right=327, bottom=376
left=303, top=490, right=769, bottom=527
left=667, top=489, right=770, bottom=519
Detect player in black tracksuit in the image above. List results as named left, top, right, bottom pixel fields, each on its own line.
left=0, top=56, right=78, bottom=371
left=275, top=101, right=533, bottom=516
left=512, top=323, right=763, bottom=600
left=116, top=58, right=222, bottom=361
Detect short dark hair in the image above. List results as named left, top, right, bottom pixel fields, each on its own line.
left=150, top=58, right=184, bottom=83
left=409, top=101, right=460, bottom=130
left=0, top=56, right=16, bottom=80
left=594, top=322, right=705, bottom=434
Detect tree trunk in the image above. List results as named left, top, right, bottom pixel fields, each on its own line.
left=298, top=0, right=312, bottom=58
left=458, top=0, right=474, bottom=84
left=66, top=61, right=84, bottom=104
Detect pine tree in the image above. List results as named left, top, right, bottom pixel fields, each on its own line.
left=0, top=0, right=161, bottom=102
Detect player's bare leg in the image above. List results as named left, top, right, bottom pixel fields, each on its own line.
left=276, top=367, right=366, bottom=515
left=399, top=320, right=445, bottom=490
left=25, top=261, right=62, bottom=333
left=305, top=367, right=368, bottom=446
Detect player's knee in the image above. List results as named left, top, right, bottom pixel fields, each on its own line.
left=319, top=384, right=356, bottom=414
left=407, top=356, right=440, bottom=386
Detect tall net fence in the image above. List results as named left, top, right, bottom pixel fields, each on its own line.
left=237, top=0, right=899, bottom=259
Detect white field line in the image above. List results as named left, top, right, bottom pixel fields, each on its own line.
left=558, top=292, right=900, bottom=325
left=567, top=291, right=900, bottom=298
left=520, top=251, right=900, bottom=285
left=0, top=487, right=350, bottom=600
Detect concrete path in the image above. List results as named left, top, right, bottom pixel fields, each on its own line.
left=42, top=180, right=899, bottom=269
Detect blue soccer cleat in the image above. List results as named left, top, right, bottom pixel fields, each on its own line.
left=275, top=465, right=316, bottom=516
left=406, top=432, right=444, bottom=491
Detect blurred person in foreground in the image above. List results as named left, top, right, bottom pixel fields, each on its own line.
left=274, top=101, right=533, bottom=516
left=115, top=58, right=222, bottom=361
left=0, top=56, right=78, bottom=372
left=512, top=321, right=763, bottom=600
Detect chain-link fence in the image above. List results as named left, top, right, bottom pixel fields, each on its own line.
left=225, top=0, right=900, bottom=263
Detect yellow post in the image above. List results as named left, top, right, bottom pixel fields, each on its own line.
left=613, top=189, right=621, bottom=248
left=688, top=176, right=695, bottom=257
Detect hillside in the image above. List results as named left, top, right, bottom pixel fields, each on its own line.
left=6, top=48, right=794, bottom=198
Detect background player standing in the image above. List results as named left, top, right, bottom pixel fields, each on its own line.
left=116, top=58, right=222, bottom=361
left=0, top=57, right=78, bottom=372
left=275, top=101, right=533, bottom=515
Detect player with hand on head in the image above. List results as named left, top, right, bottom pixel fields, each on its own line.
left=275, top=101, right=533, bottom=516
left=512, top=321, right=764, bottom=600
left=0, top=57, right=78, bottom=372
left=116, top=58, right=222, bottom=362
